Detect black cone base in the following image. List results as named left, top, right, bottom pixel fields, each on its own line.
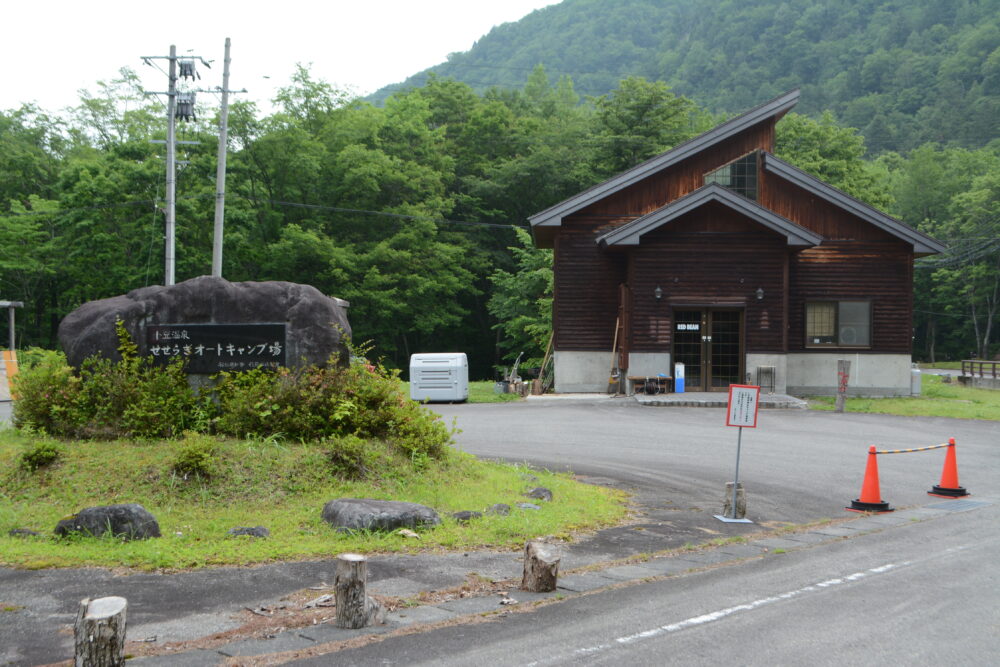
left=928, top=485, right=969, bottom=498
left=847, top=498, right=893, bottom=513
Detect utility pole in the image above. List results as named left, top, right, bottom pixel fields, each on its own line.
left=212, top=38, right=233, bottom=278
left=165, top=45, right=178, bottom=286
left=142, top=46, right=211, bottom=286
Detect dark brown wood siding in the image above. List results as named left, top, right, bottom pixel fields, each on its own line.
left=626, top=204, right=788, bottom=353
left=573, top=123, right=775, bottom=222
left=761, top=173, right=897, bottom=242
left=553, top=220, right=627, bottom=351
left=789, top=241, right=914, bottom=353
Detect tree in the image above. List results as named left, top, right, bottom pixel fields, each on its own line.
left=488, top=227, right=553, bottom=367
left=590, top=76, right=702, bottom=176
left=775, top=111, right=893, bottom=209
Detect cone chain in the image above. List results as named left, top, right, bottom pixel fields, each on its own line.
left=847, top=445, right=893, bottom=513
left=928, top=437, right=969, bottom=498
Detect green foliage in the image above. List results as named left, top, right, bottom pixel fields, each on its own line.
left=19, top=439, right=63, bottom=471
left=171, top=432, right=220, bottom=479
left=10, top=349, right=80, bottom=436
left=214, top=356, right=452, bottom=457
left=488, top=227, right=553, bottom=366
left=775, top=112, right=892, bottom=208
left=13, top=324, right=209, bottom=439
left=590, top=76, right=705, bottom=176
left=377, top=0, right=1000, bottom=153
left=325, top=434, right=379, bottom=479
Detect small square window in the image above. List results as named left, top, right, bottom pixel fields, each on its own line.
left=705, top=151, right=759, bottom=201
left=806, top=301, right=870, bottom=347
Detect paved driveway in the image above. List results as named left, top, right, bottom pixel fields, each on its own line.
left=431, top=399, right=1000, bottom=524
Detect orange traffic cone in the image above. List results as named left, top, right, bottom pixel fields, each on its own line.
left=847, top=445, right=893, bottom=512
left=928, top=437, right=969, bottom=498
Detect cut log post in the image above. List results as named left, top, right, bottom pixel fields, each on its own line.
left=74, top=596, right=127, bottom=667
left=335, top=553, right=384, bottom=629
left=521, top=540, right=560, bottom=592
left=723, top=482, right=746, bottom=519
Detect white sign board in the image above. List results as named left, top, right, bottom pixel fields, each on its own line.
left=726, top=384, right=760, bottom=428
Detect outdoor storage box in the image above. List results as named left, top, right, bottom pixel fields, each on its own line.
left=409, top=353, right=469, bottom=402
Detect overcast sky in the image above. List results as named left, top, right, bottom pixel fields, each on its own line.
left=2, top=0, right=559, bottom=115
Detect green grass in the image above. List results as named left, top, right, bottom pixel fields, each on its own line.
left=809, top=373, right=1000, bottom=420
left=0, top=430, right=625, bottom=571
left=402, top=380, right=523, bottom=403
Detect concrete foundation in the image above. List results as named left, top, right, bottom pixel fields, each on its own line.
left=746, top=353, right=788, bottom=394
left=553, top=351, right=616, bottom=393
left=554, top=349, right=913, bottom=397
left=785, top=353, right=912, bottom=397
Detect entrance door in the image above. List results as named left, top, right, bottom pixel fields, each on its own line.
left=672, top=309, right=744, bottom=392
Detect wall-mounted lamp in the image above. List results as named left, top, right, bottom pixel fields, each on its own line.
left=755, top=287, right=765, bottom=301
left=654, top=285, right=663, bottom=301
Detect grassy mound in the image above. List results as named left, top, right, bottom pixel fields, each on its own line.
left=0, top=431, right=627, bottom=570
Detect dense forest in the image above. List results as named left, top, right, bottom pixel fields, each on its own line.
left=375, top=0, right=1000, bottom=154
left=2, top=1, right=999, bottom=378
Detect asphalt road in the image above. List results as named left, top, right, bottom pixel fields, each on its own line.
left=299, top=498, right=1000, bottom=666
left=431, top=399, right=1000, bottom=523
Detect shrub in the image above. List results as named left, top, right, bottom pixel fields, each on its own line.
left=11, top=349, right=80, bottom=436
left=172, top=433, right=220, bottom=479
left=13, top=331, right=451, bottom=463
left=214, top=355, right=453, bottom=458
left=13, top=322, right=214, bottom=440
left=19, top=439, right=63, bottom=471
left=326, top=434, right=378, bottom=479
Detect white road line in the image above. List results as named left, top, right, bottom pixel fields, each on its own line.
left=528, top=561, right=910, bottom=665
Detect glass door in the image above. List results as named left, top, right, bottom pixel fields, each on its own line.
left=709, top=310, right=743, bottom=389
left=672, top=309, right=743, bottom=391
left=672, top=310, right=704, bottom=391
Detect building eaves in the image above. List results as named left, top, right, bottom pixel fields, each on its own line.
left=528, top=89, right=800, bottom=231
left=596, top=183, right=823, bottom=248
left=762, top=153, right=946, bottom=256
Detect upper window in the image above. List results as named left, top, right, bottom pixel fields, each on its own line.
left=705, top=151, right=759, bottom=201
left=806, top=301, right=871, bottom=347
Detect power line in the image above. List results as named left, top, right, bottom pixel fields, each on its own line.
left=232, top=196, right=522, bottom=229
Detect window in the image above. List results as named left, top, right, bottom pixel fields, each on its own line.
left=705, top=151, right=759, bottom=200
left=806, top=301, right=871, bottom=347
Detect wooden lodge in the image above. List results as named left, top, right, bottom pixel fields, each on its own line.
left=528, top=90, right=945, bottom=396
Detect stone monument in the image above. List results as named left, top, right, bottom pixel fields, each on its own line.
left=58, top=276, right=351, bottom=373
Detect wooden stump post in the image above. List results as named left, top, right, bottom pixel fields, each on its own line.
left=74, top=596, right=127, bottom=667
left=521, top=540, right=560, bottom=592
left=722, top=482, right=746, bottom=519
left=335, top=553, right=383, bottom=629
left=835, top=359, right=851, bottom=413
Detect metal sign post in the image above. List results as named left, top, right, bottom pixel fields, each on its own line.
left=715, top=384, right=760, bottom=524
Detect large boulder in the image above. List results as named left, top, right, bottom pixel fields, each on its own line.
left=322, top=498, right=441, bottom=533
left=54, top=503, right=161, bottom=540
left=58, top=276, right=351, bottom=369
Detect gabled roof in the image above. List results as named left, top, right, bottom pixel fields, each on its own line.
left=596, top=183, right=823, bottom=248
left=529, top=89, right=800, bottom=233
left=761, top=153, right=947, bottom=256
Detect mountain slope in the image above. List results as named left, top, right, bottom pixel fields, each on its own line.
left=371, top=0, right=1000, bottom=153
